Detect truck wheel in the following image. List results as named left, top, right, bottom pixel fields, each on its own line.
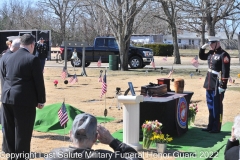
left=71, top=59, right=82, bottom=67
left=129, top=56, right=142, bottom=69
left=85, top=62, right=91, bottom=67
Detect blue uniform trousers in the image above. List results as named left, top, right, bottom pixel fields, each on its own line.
left=206, top=90, right=224, bottom=132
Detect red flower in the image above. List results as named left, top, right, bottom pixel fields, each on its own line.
left=53, top=80, right=58, bottom=87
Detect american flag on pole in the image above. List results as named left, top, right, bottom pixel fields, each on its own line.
left=167, top=66, right=174, bottom=78
left=58, top=102, right=69, bottom=127
left=97, top=56, right=101, bottom=67
left=69, top=74, right=78, bottom=84
left=162, top=56, right=167, bottom=61
left=98, top=72, right=102, bottom=82
left=61, top=67, right=68, bottom=80
left=151, top=57, right=155, bottom=69
left=229, top=77, right=233, bottom=83
left=191, top=56, right=199, bottom=68
left=100, top=71, right=107, bottom=98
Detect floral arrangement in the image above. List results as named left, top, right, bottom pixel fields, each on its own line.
left=188, top=103, right=198, bottom=125
left=142, top=120, right=162, bottom=149
left=150, top=132, right=173, bottom=144
left=188, top=103, right=198, bottom=117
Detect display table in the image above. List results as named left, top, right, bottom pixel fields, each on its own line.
left=139, top=91, right=194, bottom=138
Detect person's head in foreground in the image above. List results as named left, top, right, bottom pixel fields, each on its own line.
left=233, top=114, right=240, bottom=140
left=208, top=36, right=221, bottom=50
left=70, top=113, right=97, bottom=148
left=20, top=34, right=36, bottom=54
left=10, top=38, right=21, bottom=52
left=70, top=113, right=114, bottom=149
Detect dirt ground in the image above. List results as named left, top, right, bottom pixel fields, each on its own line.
left=0, top=56, right=239, bottom=160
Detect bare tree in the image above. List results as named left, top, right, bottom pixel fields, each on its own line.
left=90, top=0, right=149, bottom=71
left=180, top=0, right=240, bottom=45
left=38, top=0, right=85, bottom=42
left=153, top=0, right=181, bottom=64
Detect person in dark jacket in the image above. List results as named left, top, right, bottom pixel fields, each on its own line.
left=224, top=114, right=240, bottom=160
left=35, top=37, right=48, bottom=72
left=1, top=34, right=46, bottom=160
left=45, top=113, right=143, bottom=160
left=199, top=36, right=230, bottom=133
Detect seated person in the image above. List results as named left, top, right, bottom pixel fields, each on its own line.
left=45, top=113, right=143, bottom=160
left=224, top=114, right=240, bottom=160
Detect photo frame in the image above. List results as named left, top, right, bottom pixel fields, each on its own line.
left=128, top=82, right=136, bottom=96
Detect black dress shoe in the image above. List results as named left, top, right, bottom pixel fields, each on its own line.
left=202, top=128, right=211, bottom=132
left=209, top=130, right=220, bottom=133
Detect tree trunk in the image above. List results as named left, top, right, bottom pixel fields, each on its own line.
left=118, top=39, right=129, bottom=71
left=171, top=23, right=181, bottom=64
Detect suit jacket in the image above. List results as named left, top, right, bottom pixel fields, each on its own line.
left=224, top=140, right=239, bottom=160
left=1, top=48, right=46, bottom=107
left=0, top=50, right=13, bottom=88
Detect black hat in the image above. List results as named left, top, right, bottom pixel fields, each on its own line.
left=39, top=37, right=44, bottom=40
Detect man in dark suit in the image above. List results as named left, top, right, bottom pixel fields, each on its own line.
left=1, top=34, right=46, bottom=159
left=0, top=38, right=21, bottom=126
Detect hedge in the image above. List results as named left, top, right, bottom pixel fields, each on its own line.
left=140, top=44, right=174, bottom=56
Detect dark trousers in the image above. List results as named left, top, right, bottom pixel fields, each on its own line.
left=39, top=58, right=46, bottom=72
left=2, top=104, right=36, bottom=160
left=206, top=90, right=224, bottom=131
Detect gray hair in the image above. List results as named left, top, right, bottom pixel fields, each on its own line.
left=233, top=114, right=240, bottom=139
left=11, top=38, right=21, bottom=49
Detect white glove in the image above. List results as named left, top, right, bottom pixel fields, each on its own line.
left=201, top=44, right=209, bottom=49
left=218, top=87, right=225, bottom=94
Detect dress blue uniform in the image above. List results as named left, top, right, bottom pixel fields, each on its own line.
left=35, top=37, right=48, bottom=72
left=199, top=36, right=230, bottom=133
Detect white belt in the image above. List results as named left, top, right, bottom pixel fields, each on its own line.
left=208, top=69, right=219, bottom=75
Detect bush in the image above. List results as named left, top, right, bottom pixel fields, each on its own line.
left=143, top=44, right=174, bottom=56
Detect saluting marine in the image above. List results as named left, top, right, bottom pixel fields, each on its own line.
left=199, top=36, right=230, bottom=133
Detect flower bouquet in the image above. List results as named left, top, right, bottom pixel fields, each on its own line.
left=150, top=132, right=173, bottom=153
left=142, top=120, right=162, bottom=149
left=188, top=103, right=198, bottom=126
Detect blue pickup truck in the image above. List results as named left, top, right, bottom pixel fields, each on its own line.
left=60, top=37, right=153, bottom=69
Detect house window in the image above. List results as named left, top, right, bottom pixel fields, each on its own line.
left=178, top=39, right=181, bottom=43
left=189, top=39, right=191, bottom=45
left=192, top=40, right=194, bottom=45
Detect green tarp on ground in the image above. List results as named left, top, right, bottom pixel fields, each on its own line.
left=34, top=103, right=115, bottom=135
left=112, top=122, right=233, bottom=160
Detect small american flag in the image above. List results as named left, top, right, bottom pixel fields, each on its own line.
left=162, top=56, right=167, bottom=61
left=97, top=56, right=101, bottom=67
left=69, top=74, right=78, bottom=84
left=98, top=72, right=102, bottom=82
left=58, top=102, right=69, bottom=127
left=61, top=67, right=67, bottom=80
left=191, top=56, right=199, bottom=68
left=151, top=58, right=155, bottom=69
left=100, top=71, right=107, bottom=98
left=229, top=77, right=233, bottom=83
left=167, top=67, right=174, bottom=78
